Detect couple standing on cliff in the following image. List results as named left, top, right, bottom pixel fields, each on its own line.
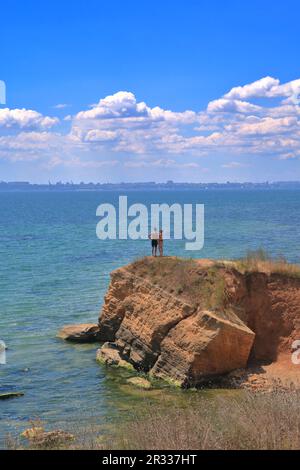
left=148, top=228, right=163, bottom=257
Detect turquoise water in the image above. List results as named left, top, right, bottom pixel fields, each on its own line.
left=0, top=190, right=300, bottom=446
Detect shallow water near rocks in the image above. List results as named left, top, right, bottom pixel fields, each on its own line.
left=1, top=190, right=300, bottom=446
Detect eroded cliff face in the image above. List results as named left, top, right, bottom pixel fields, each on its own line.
left=244, top=273, right=300, bottom=361
left=96, top=257, right=300, bottom=387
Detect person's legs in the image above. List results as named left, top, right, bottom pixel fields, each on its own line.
left=159, top=242, right=163, bottom=257
left=154, top=240, right=158, bottom=257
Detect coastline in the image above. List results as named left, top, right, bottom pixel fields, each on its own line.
left=59, top=255, right=300, bottom=393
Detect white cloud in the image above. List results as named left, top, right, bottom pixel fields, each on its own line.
left=207, top=98, right=261, bottom=114
left=84, top=129, right=117, bottom=142
left=222, top=161, right=250, bottom=168
left=220, top=76, right=300, bottom=105
left=53, top=103, right=70, bottom=109
left=124, top=159, right=200, bottom=169
left=74, top=91, right=196, bottom=125
left=0, top=108, right=59, bottom=129
left=224, top=76, right=280, bottom=100
left=0, top=132, right=59, bottom=161
left=236, top=117, right=298, bottom=136
left=47, top=156, right=119, bottom=168
left=278, top=152, right=299, bottom=160
left=0, top=131, right=60, bottom=151
left=1, top=78, right=300, bottom=169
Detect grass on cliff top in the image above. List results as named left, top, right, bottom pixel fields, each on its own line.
left=235, top=249, right=300, bottom=279
left=130, top=256, right=227, bottom=311
left=129, top=251, right=300, bottom=311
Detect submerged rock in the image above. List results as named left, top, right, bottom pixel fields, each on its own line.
left=96, top=342, right=134, bottom=370
left=57, top=323, right=101, bottom=343
left=126, top=377, right=152, bottom=389
left=0, top=392, right=24, bottom=400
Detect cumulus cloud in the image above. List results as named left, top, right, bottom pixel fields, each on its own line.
left=1, top=78, right=300, bottom=168
left=207, top=98, right=261, bottom=114
left=217, top=76, right=300, bottom=105
left=75, top=91, right=196, bottom=125
left=76, top=92, right=148, bottom=120
left=0, top=108, right=59, bottom=130
left=236, top=117, right=298, bottom=136
left=224, top=76, right=280, bottom=100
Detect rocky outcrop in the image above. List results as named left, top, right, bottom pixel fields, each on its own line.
left=57, top=323, right=101, bottom=343
left=150, top=310, right=254, bottom=386
left=97, top=259, right=243, bottom=386
left=96, top=257, right=300, bottom=387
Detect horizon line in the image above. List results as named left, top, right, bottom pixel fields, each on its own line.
left=2, top=180, right=300, bottom=186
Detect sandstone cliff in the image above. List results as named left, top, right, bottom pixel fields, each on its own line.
left=96, top=257, right=300, bottom=387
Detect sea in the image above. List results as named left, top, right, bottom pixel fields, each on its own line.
left=1, top=189, right=300, bottom=446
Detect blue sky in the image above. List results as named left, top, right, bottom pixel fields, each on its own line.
left=1, top=0, right=300, bottom=182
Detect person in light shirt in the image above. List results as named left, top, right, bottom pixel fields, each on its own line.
left=148, top=228, right=159, bottom=257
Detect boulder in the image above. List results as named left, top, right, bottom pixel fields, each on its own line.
left=151, top=310, right=255, bottom=387
left=57, top=323, right=101, bottom=343
left=96, top=342, right=134, bottom=370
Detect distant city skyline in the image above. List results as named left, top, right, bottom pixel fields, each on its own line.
left=2, top=180, right=300, bottom=192
left=1, top=1, right=300, bottom=183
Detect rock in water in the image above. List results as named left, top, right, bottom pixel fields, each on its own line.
left=96, top=341, right=134, bottom=369
left=126, top=377, right=152, bottom=389
left=57, top=323, right=101, bottom=343
left=0, top=392, right=24, bottom=400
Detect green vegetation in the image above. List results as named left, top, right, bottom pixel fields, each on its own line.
left=236, top=249, right=300, bottom=279
left=8, top=386, right=300, bottom=450
left=116, top=387, right=300, bottom=450
left=130, top=257, right=227, bottom=311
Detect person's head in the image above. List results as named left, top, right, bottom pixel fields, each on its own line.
left=159, top=229, right=163, bottom=234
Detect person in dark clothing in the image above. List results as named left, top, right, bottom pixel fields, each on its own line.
left=148, top=228, right=159, bottom=256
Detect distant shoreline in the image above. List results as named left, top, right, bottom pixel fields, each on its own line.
left=2, top=181, right=300, bottom=191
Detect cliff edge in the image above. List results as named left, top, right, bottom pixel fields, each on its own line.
left=96, top=257, right=300, bottom=387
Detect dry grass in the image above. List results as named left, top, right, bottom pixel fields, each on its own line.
left=236, top=249, right=300, bottom=278
left=116, top=388, right=300, bottom=450
left=6, top=388, right=300, bottom=450
left=130, top=256, right=227, bottom=310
